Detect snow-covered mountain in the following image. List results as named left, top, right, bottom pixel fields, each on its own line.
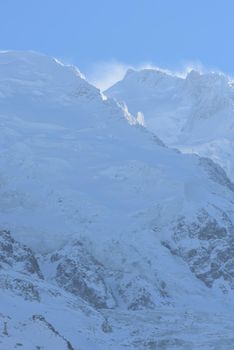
left=1, top=51, right=234, bottom=349
left=106, top=68, right=234, bottom=180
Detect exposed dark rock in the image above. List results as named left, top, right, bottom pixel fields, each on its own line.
left=133, top=337, right=190, bottom=349
left=101, top=318, right=112, bottom=333
left=0, top=230, right=43, bottom=279
left=0, top=275, right=40, bottom=301
left=162, top=209, right=234, bottom=289
left=50, top=241, right=116, bottom=309
left=32, top=315, right=75, bottom=350
left=117, top=274, right=170, bottom=310
left=0, top=230, right=43, bottom=301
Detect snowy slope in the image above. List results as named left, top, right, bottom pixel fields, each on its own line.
left=106, top=68, right=234, bottom=179
left=1, top=51, right=234, bottom=349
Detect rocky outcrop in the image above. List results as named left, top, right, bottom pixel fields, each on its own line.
left=32, top=315, right=75, bottom=350
left=49, top=241, right=116, bottom=309
left=0, top=231, right=170, bottom=310
left=0, top=230, right=42, bottom=301
left=116, top=273, right=170, bottom=310
left=162, top=209, right=234, bottom=290
left=0, top=274, right=40, bottom=301
left=0, top=230, right=43, bottom=279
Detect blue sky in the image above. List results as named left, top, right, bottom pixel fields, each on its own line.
left=0, top=0, right=233, bottom=89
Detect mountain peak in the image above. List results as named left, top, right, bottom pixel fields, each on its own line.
left=0, top=50, right=84, bottom=78
left=123, top=67, right=178, bottom=84
left=0, top=50, right=87, bottom=89
left=2, top=51, right=234, bottom=348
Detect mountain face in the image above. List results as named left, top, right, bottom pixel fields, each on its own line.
left=1, top=52, right=234, bottom=349
left=106, top=68, right=234, bottom=180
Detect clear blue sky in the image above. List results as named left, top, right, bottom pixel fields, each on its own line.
left=0, top=0, right=234, bottom=87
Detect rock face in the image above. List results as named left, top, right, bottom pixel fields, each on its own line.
left=0, top=230, right=43, bottom=301
left=162, top=208, right=234, bottom=290
left=3, top=231, right=234, bottom=350
left=116, top=273, right=170, bottom=310
left=44, top=240, right=171, bottom=311
left=0, top=230, right=43, bottom=279
left=49, top=241, right=116, bottom=309
left=0, top=230, right=171, bottom=312
left=0, top=275, right=40, bottom=301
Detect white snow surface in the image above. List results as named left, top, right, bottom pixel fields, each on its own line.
left=106, top=68, right=234, bottom=180
left=0, top=51, right=224, bottom=253
left=1, top=51, right=234, bottom=349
